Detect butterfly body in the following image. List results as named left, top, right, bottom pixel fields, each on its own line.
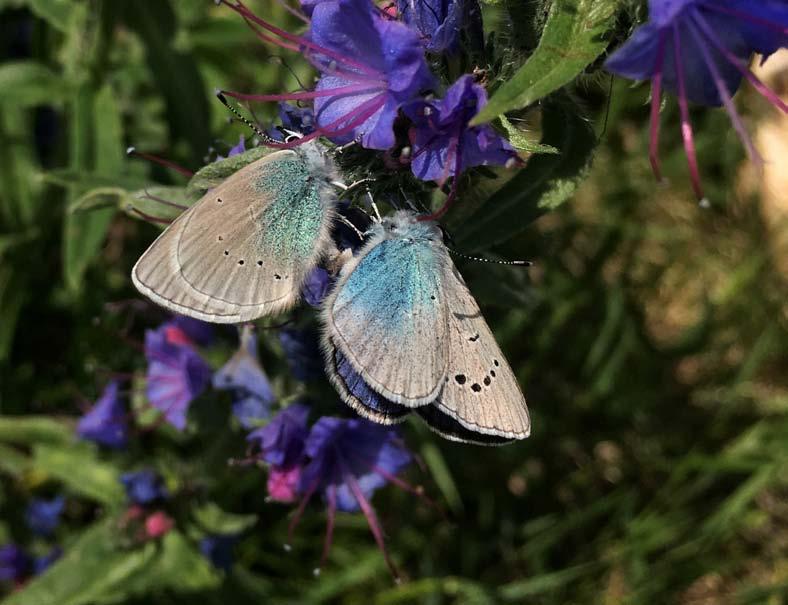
left=132, top=141, right=339, bottom=323
left=322, top=211, right=530, bottom=445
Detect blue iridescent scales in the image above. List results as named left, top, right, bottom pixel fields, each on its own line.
left=322, top=211, right=530, bottom=445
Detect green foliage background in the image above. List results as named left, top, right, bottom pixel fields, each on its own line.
left=1, top=0, right=788, bottom=603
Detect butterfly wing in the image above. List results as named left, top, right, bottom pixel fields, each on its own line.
left=132, top=150, right=336, bottom=323
left=420, top=260, right=530, bottom=442
left=322, top=233, right=448, bottom=406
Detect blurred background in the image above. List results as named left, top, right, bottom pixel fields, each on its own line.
left=1, top=1, right=788, bottom=603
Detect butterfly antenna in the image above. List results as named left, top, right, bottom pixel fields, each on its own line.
left=215, top=90, right=281, bottom=146
left=447, top=248, right=532, bottom=266
left=366, top=190, right=382, bottom=222
left=337, top=215, right=365, bottom=241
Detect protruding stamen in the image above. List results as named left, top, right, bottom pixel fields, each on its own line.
left=126, top=206, right=174, bottom=225
left=126, top=147, right=194, bottom=177
left=649, top=30, right=668, bottom=183
left=141, top=189, right=188, bottom=211
left=702, top=3, right=788, bottom=35
left=220, top=84, right=380, bottom=103
left=319, top=485, right=337, bottom=571
left=672, top=24, right=704, bottom=201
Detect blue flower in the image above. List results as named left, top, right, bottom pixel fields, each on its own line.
left=76, top=380, right=128, bottom=449
left=247, top=403, right=310, bottom=468
left=25, top=496, right=65, bottom=537
left=301, top=267, right=332, bottom=308
left=279, top=102, right=315, bottom=135
left=404, top=75, right=517, bottom=186
left=33, top=547, right=62, bottom=575
left=121, top=470, right=169, bottom=505
left=145, top=320, right=212, bottom=431
left=199, top=534, right=238, bottom=571
left=220, top=0, right=435, bottom=150
left=398, top=0, right=483, bottom=54
left=213, top=327, right=274, bottom=428
left=216, top=135, right=247, bottom=161
left=169, top=315, right=215, bottom=346
left=278, top=328, right=324, bottom=382
left=291, top=417, right=412, bottom=576
left=605, top=0, right=788, bottom=200
left=0, top=545, right=30, bottom=582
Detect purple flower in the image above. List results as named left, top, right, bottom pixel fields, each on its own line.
left=76, top=381, right=128, bottom=449
left=289, top=417, right=412, bottom=576
left=278, top=328, right=324, bottom=382
left=301, top=267, right=332, bottom=307
left=404, top=75, right=517, bottom=185
left=145, top=320, right=212, bottom=431
left=200, top=534, right=238, bottom=571
left=33, top=547, right=62, bottom=575
left=0, top=545, right=31, bottom=582
left=398, top=0, right=483, bottom=54
left=121, top=470, right=168, bottom=505
left=280, top=102, right=315, bottom=135
left=216, top=135, right=247, bottom=161
left=221, top=0, right=435, bottom=150
left=605, top=0, right=788, bottom=200
left=25, top=496, right=65, bottom=537
left=169, top=315, right=215, bottom=346
left=213, top=327, right=274, bottom=428
left=247, top=403, right=310, bottom=468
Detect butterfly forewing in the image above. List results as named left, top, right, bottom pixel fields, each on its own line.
left=132, top=150, right=335, bottom=323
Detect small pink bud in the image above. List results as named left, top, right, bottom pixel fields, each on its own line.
left=164, top=326, right=192, bottom=347
left=144, top=511, right=174, bottom=538
left=267, top=466, right=301, bottom=503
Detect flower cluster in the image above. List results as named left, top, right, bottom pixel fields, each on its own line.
left=605, top=0, right=788, bottom=200
left=218, top=0, right=518, bottom=218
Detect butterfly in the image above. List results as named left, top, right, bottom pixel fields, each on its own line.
left=321, top=210, right=530, bottom=445
left=132, top=141, right=339, bottom=323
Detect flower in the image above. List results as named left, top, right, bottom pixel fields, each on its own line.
left=605, top=0, right=788, bottom=200
left=291, top=417, right=412, bottom=576
left=267, top=466, right=302, bottom=503
left=247, top=403, right=310, bottom=468
left=121, top=470, right=169, bottom=505
left=32, top=547, right=62, bottom=575
left=25, top=496, right=65, bottom=537
left=167, top=315, right=215, bottom=347
left=404, top=75, right=517, bottom=186
left=76, top=380, right=128, bottom=449
left=0, top=545, right=31, bottom=582
left=216, top=135, right=247, bottom=161
left=213, top=327, right=274, bottom=428
left=398, top=0, right=483, bottom=54
left=278, top=328, right=324, bottom=382
left=145, top=319, right=212, bottom=431
left=279, top=102, right=315, bottom=135
left=199, top=534, right=238, bottom=571
left=144, top=511, right=174, bottom=539
left=301, top=267, right=332, bottom=307
left=220, top=0, right=435, bottom=150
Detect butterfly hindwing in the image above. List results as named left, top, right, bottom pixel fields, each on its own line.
left=322, top=221, right=448, bottom=406
left=132, top=148, right=336, bottom=323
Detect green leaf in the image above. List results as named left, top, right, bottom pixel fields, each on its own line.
left=186, top=145, right=273, bottom=196
left=499, top=116, right=559, bottom=154
left=472, top=0, right=619, bottom=124
left=28, top=0, right=72, bottom=31
left=0, top=61, right=67, bottom=108
left=192, top=502, right=258, bottom=535
left=456, top=101, right=597, bottom=250
left=0, top=415, right=73, bottom=445
left=31, top=442, right=124, bottom=506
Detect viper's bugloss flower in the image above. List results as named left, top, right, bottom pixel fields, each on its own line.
left=605, top=0, right=788, bottom=200
left=301, top=267, right=332, bottom=308
left=247, top=403, right=310, bottom=468
left=76, top=380, right=128, bottom=449
left=25, top=496, right=64, bottom=537
left=145, top=319, right=212, bottom=431
left=217, top=135, right=247, bottom=161
left=398, top=0, right=483, bottom=54
left=292, top=417, right=412, bottom=576
left=404, top=75, right=517, bottom=184
left=169, top=315, right=215, bottom=347
left=144, top=511, right=174, bottom=539
left=33, top=547, right=62, bottom=575
left=267, top=466, right=302, bottom=503
left=121, top=470, right=169, bottom=505
left=220, top=0, right=435, bottom=150
left=278, top=328, right=324, bottom=382
left=213, top=327, right=274, bottom=428
left=0, top=545, right=30, bottom=582
left=280, top=102, right=315, bottom=135
left=200, top=534, right=238, bottom=571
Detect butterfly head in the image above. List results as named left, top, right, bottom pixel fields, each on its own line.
left=297, top=139, right=338, bottom=183
left=374, top=210, right=442, bottom=243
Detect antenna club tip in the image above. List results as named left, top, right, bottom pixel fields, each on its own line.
left=126, top=146, right=136, bottom=155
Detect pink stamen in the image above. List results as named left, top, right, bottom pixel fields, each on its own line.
left=221, top=0, right=384, bottom=78
left=287, top=482, right=318, bottom=547
left=221, top=83, right=380, bottom=103
left=127, top=148, right=193, bottom=177
left=318, top=485, right=337, bottom=571
left=689, top=12, right=763, bottom=167
left=671, top=23, right=705, bottom=201
left=345, top=471, right=400, bottom=579
left=141, top=189, right=188, bottom=211
left=371, top=465, right=442, bottom=515
left=700, top=2, right=788, bottom=35
left=128, top=207, right=174, bottom=225
left=649, top=30, right=667, bottom=183
left=692, top=13, right=788, bottom=115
